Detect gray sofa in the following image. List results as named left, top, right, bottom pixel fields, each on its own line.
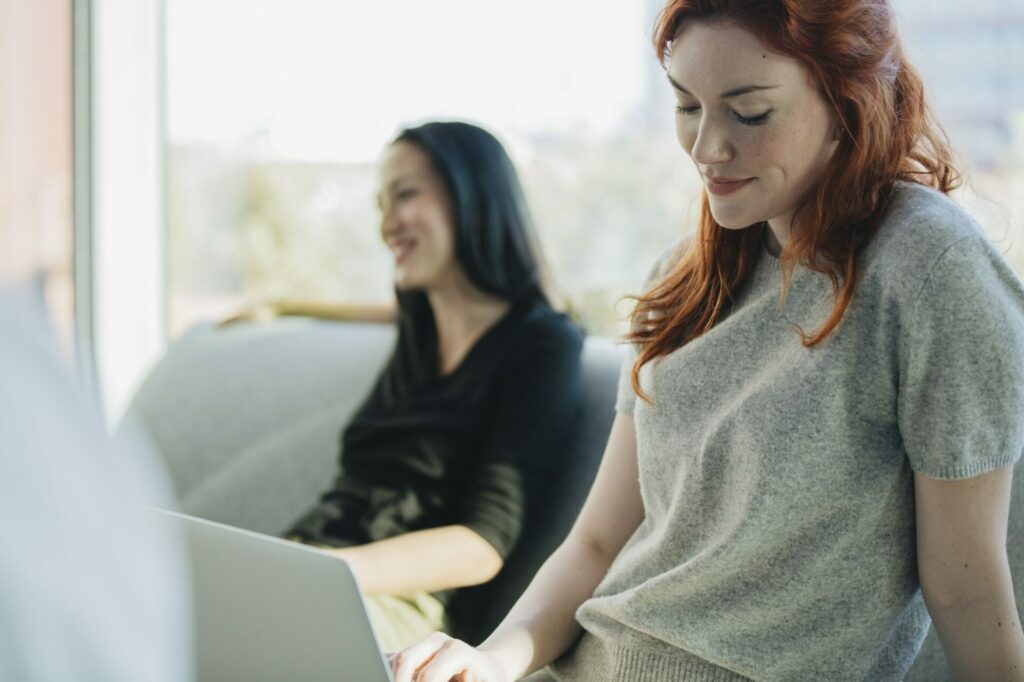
left=127, top=317, right=1021, bottom=679
left=127, top=318, right=621, bottom=647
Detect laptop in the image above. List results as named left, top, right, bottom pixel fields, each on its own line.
left=153, top=509, right=393, bottom=682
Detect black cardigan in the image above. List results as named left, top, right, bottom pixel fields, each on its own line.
left=288, top=298, right=584, bottom=610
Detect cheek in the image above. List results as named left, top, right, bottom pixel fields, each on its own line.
left=765, top=111, right=834, bottom=173
left=427, top=211, right=457, bottom=259
left=396, top=203, right=418, bottom=227
left=675, top=117, right=696, bottom=156
left=739, top=125, right=795, bottom=177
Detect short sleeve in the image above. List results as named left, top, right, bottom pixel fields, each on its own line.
left=898, top=235, right=1024, bottom=479
left=615, top=238, right=691, bottom=417
left=455, top=317, right=584, bottom=559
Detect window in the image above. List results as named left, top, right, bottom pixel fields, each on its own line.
left=166, top=0, right=695, bottom=337
left=166, top=0, right=1024, bottom=338
left=897, top=1, right=1024, bottom=274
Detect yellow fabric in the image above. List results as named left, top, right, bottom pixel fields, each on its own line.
left=363, top=592, right=447, bottom=653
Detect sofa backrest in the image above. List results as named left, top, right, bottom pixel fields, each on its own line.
left=127, top=319, right=395, bottom=534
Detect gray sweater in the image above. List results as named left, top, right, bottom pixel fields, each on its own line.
left=552, top=183, right=1024, bottom=681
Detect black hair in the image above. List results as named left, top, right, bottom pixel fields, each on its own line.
left=383, top=121, right=550, bottom=392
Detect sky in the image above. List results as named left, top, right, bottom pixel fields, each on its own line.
left=167, top=0, right=655, bottom=163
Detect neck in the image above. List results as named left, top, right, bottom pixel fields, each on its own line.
left=765, top=216, right=790, bottom=257
left=425, top=270, right=511, bottom=374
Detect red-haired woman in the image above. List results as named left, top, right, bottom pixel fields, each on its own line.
left=390, top=1, right=1024, bottom=680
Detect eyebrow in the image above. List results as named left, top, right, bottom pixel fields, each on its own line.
left=386, top=173, right=420, bottom=192
left=667, top=73, right=779, bottom=99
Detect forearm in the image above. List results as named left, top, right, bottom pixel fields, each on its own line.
left=925, top=565, right=1024, bottom=681
left=328, top=525, right=503, bottom=595
left=915, top=467, right=1024, bottom=680
left=477, top=534, right=614, bottom=681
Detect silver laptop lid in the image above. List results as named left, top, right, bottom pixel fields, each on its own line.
left=154, top=509, right=392, bottom=682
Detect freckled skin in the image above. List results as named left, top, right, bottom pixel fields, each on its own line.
left=668, top=21, right=840, bottom=246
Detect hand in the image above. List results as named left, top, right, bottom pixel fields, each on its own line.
left=389, top=632, right=510, bottom=682
left=218, top=301, right=279, bottom=326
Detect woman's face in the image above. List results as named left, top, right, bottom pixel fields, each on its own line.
left=668, top=20, right=840, bottom=238
left=377, top=141, right=459, bottom=290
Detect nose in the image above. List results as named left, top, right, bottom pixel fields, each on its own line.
left=379, top=203, right=399, bottom=242
left=687, top=115, right=734, bottom=168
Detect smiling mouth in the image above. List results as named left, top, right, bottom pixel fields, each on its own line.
left=705, top=177, right=755, bottom=196
left=388, top=238, right=416, bottom=264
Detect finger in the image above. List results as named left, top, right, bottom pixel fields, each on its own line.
left=391, top=631, right=450, bottom=682
left=412, top=641, right=473, bottom=682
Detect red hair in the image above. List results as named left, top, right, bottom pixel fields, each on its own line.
left=629, top=0, right=960, bottom=400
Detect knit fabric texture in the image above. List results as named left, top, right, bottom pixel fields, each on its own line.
left=557, top=183, right=1024, bottom=680
left=525, top=632, right=750, bottom=681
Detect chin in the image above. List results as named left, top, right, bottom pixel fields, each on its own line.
left=393, top=279, right=424, bottom=291
left=709, top=210, right=761, bottom=230
left=705, top=201, right=744, bottom=229
left=392, top=271, right=419, bottom=290
left=393, top=268, right=436, bottom=292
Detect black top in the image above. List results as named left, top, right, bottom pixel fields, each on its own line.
left=288, top=297, right=584, bottom=609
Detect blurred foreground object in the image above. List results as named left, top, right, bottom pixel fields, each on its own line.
left=0, top=285, right=193, bottom=682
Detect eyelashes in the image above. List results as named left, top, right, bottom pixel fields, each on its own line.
left=735, top=110, right=771, bottom=126
left=674, top=105, right=773, bottom=127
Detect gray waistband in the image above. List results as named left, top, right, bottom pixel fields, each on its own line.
left=539, top=631, right=751, bottom=682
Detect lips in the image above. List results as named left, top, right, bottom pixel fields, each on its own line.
left=387, top=237, right=416, bottom=264
left=705, top=176, right=754, bottom=196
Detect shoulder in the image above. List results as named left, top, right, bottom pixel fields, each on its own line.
left=860, top=182, right=1000, bottom=299
left=484, top=301, right=584, bottom=398
left=879, top=181, right=978, bottom=241
left=512, top=301, right=584, bottom=353
left=855, top=183, right=1024, bottom=342
left=639, top=235, right=693, bottom=291
left=487, top=301, right=584, bottom=383
left=656, top=235, right=693, bottom=277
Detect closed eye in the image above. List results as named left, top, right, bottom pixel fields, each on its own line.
left=674, top=104, right=773, bottom=127
left=734, top=110, right=772, bottom=126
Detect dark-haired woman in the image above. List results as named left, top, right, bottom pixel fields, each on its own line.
left=286, top=121, right=584, bottom=653
left=390, top=2, right=1024, bottom=681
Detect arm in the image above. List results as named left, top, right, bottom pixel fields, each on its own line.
left=326, top=525, right=503, bottom=595
left=915, top=466, right=1024, bottom=681
left=391, top=413, right=645, bottom=682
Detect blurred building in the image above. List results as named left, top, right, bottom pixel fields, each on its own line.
left=897, top=0, right=1024, bottom=169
